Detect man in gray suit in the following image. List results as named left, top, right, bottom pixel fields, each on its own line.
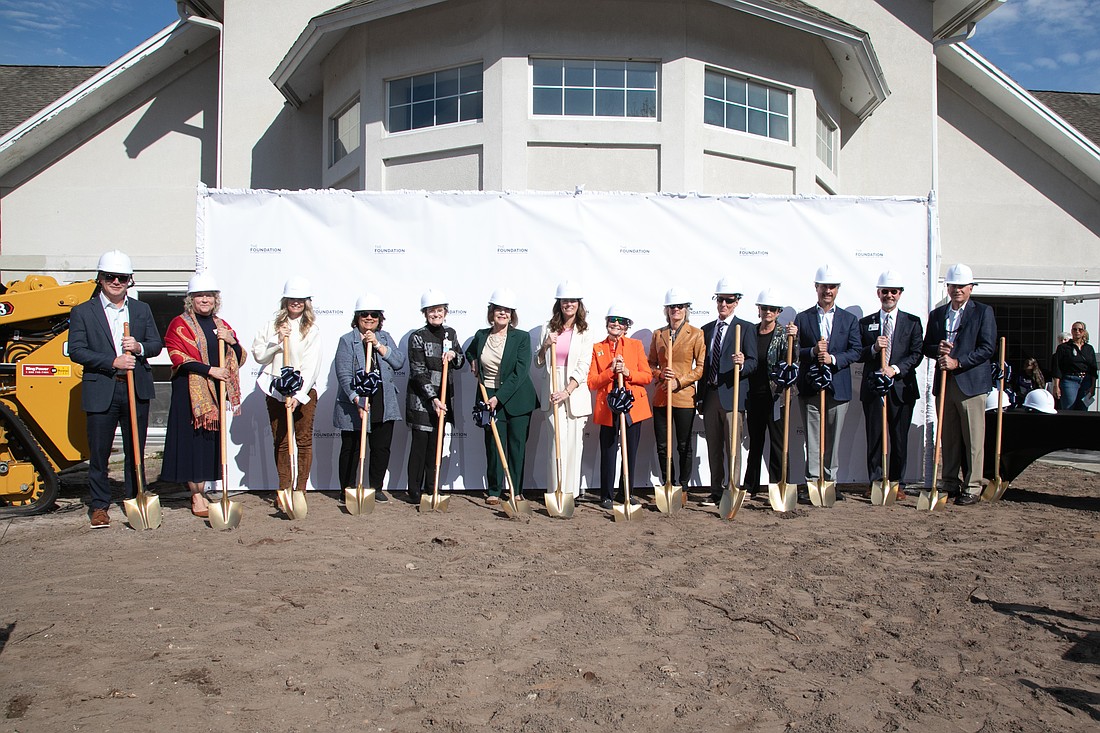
left=69, top=250, right=163, bottom=528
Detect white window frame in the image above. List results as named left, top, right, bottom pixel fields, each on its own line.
left=386, top=62, right=484, bottom=134
left=703, top=67, right=791, bottom=144
left=816, top=108, right=837, bottom=171
left=330, top=97, right=361, bottom=167
left=530, top=58, right=660, bottom=119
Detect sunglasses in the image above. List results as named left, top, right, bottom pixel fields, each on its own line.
left=667, top=303, right=688, bottom=310
left=759, top=305, right=782, bottom=314
left=357, top=311, right=382, bottom=319
left=878, top=288, right=901, bottom=296
left=607, top=317, right=630, bottom=326
left=100, top=272, right=130, bottom=284
left=715, top=295, right=741, bottom=305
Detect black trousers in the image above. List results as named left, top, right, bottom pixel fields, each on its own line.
left=87, top=380, right=149, bottom=510
left=338, top=420, right=395, bottom=490
left=406, top=425, right=442, bottom=500
left=599, top=421, right=642, bottom=503
left=744, top=390, right=784, bottom=493
left=861, top=392, right=915, bottom=484
left=653, top=405, right=695, bottom=485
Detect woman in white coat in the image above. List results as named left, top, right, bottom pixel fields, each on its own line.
left=534, top=281, right=596, bottom=499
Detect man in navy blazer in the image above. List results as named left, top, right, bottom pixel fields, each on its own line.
left=791, top=264, right=862, bottom=489
left=858, top=271, right=924, bottom=495
left=922, top=263, right=996, bottom=505
left=69, top=251, right=163, bottom=528
left=695, top=277, right=757, bottom=506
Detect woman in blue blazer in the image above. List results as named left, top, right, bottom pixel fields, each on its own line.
left=332, top=293, right=406, bottom=501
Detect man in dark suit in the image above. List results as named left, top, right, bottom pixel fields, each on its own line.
left=858, top=270, right=924, bottom=496
left=792, top=264, right=862, bottom=489
left=922, top=263, right=996, bottom=505
left=69, top=250, right=163, bottom=528
left=695, top=277, right=757, bottom=506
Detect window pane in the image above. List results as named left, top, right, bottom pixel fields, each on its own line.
left=460, top=91, right=483, bottom=121
left=704, top=97, right=724, bottom=126
left=436, top=95, right=458, bottom=125
left=726, top=103, right=746, bottom=131
left=390, top=77, right=412, bottom=106
left=533, top=87, right=562, bottom=115
left=389, top=104, right=410, bottom=132
left=412, top=74, right=435, bottom=102
left=704, top=71, right=724, bottom=99
left=564, top=87, right=594, bottom=115
left=595, top=89, right=624, bottom=116
left=411, top=100, right=434, bottom=128
left=627, top=89, right=656, bottom=117
left=595, top=62, right=625, bottom=88
left=564, top=60, right=594, bottom=87
left=747, top=82, right=768, bottom=109
left=770, top=115, right=789, bottom=141
left=460, top=64, right=483, bottom=93
left=747, top=108, right=768, bottom=136
left=626, top=66, right=657, bottom=90
left=532, top=59, right=562, bottom=86
left=727, top=78, right=746, bottom=105
left=436, top=67, right=460, bottom=98
left=769, top=88, right=789, bottom=115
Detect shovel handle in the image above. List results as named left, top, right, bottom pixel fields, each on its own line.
left=994, top=336, right=1006, bottom=480
left=433, top=357, right=450, bottom=497
left=617, top=373, right=631, bottom=503
left=729, top=324, right=741, bottom=487
left=121, top=323, right=146, bottom=501
left=357, top=342, right=373, bottom=491
left=780, top=333, right=794, bottom=486
left=931, top=368, right=949, bottom=490
left=282, top=335, right=298, bottom=490
left=880, top=348, right=889, bottom=482
left=549, top=344, right=564, bottom=493
left=219, top=339, right=230, bottom=505
left=478, top=379, right=518, bottom=502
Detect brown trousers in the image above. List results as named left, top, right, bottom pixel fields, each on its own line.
left=266, top=390, right=317, bottom=491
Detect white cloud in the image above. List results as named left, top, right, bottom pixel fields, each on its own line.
left=1059, top=52, right=1082, bottom=66
left=1034, top=57, right=1059, bottom=70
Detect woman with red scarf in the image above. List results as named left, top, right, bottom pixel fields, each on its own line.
left=161, top=273, right=244, bottom=517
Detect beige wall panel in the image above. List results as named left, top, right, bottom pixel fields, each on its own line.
left=383, top=147, right=483, bottom=191
left=701, top=151, right=794, bottom=195
left=527, top=145, right=658, bottom=192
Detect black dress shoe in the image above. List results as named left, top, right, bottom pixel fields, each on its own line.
left=376, top=490, right=389, bottom=503
left=955, top=493, right=981, bottom=506
left=601, top=499, right=614, bottom=510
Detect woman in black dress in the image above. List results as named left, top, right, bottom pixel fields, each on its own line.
left=161, top=273, right=245, bottom=517
left=1052, top=322, right=1098, bottom=410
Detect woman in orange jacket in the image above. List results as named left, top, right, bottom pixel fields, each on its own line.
left=588, top=304, right=652, bottom=509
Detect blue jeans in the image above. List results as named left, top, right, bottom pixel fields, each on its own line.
left=1059, top=375, right=1093, bottom=411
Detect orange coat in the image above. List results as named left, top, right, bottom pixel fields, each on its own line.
left=588, top=336, right=653, bottom=427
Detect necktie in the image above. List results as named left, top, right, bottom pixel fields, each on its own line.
left=709, top=321, right=726, bottom=385
left=883, top=314, right=893, bottom=365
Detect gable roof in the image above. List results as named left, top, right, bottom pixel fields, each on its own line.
left=1029, top=92, right=1100, bottom=149
left=0, top=66, right=102, bottom=136
left=273, top=0, right=889, bottom=119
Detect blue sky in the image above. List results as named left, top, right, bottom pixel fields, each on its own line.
left=0, top=0, right=1098, bottom=93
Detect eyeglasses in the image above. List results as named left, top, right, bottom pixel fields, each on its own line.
left=357, top=311, right=382, bottom=319
left=100, top=272, right=130, bottom=284
left=607, top=317, right=630, bottom=326
left=667, top=303, right=688, bottom=310
left=818, top=283, right=840, bottom=290
left=759, top=306, right=782, bottom=314
left=493, top=306, right=513, bottom=314
left=715, top=295, right=741, bottom=305
left=878, top=288, right=901, bottom=296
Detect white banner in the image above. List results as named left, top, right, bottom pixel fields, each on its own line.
left=198, top=188, right=932, bottom=492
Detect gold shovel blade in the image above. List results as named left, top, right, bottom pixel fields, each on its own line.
left=502, top=496, right=535, bottom=518
left=277, top=489, right=308, bottom=519
left=123, top=493, right=162, bottom=530
left=613, top=502, right=644, bottom=522
left=768, top=482, right=797, bottom=513
left=719, top=487, right=746, bottom=520
left=208, top=498, right=243, bottom=530
left=419, top=493, right=450, bottom=513
left=870, top=480, right=899, bottom=506
left=981, top=479, right=1010, bottom=502
left=653, top=483, right=683, bottom=515
left=916, top=487, right=948, bottom=512
left=544, top=491, right=575, bottom=518
left=344, top=487, right=376, bottom=516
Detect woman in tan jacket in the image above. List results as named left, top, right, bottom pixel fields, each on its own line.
left=648, top=288, right=705, bottom=488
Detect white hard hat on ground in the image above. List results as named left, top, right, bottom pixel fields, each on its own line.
left=282, top=276, right=312, bottom=299
left=420, top=289, right=447, bottom=310
left=488, top=289, right=518, bottom=309
left=1022, top=389, right=1056, bottom=414
left=985, top=389, right=1011, bottom=412
left=97, top=250, right=133, bottom=275
left=945, top=263, right=975, bottom=286
left=713, top=277, right=742, bottom=296
left=876, top=270, right=904, bottom=289
left=664, top=287, right=691, bottom=307
left=814, top=264, right=841, bottom=285
left=606, top=304, right=632, bottom=323
left=354, top=293, right=384, bottom=312
left=187, top=272, right=219, bottom=294
left=755, top=288, right=782, bottom=308
left=555, top=280, right=583, bottom=299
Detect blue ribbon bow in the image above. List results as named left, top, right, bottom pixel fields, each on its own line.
left=272, top=366, right=303, bottom=397
left=770, top=363, right=799, bottom=389
left=352, top=370, right=382, bottom=397
left=870, top=371, right=895, bottom=396
left=806, top=363, right=833, bottom=392
left=472, top=400, right=495, bottom=429
left=607, top=386, right=635, bottom=416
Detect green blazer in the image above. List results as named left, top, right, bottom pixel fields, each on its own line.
left=465, top=327, right=539, bottom=417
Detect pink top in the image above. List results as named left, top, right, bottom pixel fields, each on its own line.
left=555, top=328, right=573, bottom=367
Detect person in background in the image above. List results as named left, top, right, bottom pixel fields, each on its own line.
left=1052, top=322, right=1097, bottom=410
left=333, top=293, right=406, bottom=502
left=161, top=273, right=243, bottom=518
left=534, top=281, right=595, bottom=500
left=1009, top=357, right=1046, bottom=406
left=589, top=305, right=653, bottom=510
left=1051, top=331, right=1071, bottom=377
left=648, top=288, right=704, bottom=490
left=69, top=250, right=164, bottom=529
left=405, top=289, right=464, bottom=503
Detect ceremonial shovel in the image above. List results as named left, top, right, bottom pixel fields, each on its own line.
left=345, top=342, right=376, bottom=515
left=870, top=349, right=899, bottom=506
left=277, top=336, right=308, bottom=520
left=719, top=324, right=746, bottom=520
left=808, top=383, right=837, bottom=508
left=613, top=373, right=643, bottom=522
left=121, top=322, right=162, bottom=530
left=543, top=347, right=574, bottom=518
left=420, top=350, right=452, bottom=513
left=478, top=381, right=534, bottom=517
left=982, top=337, right=1010, bottom=501
left=209, top=339, right=242, bottom=529
left=917, top=369, right=950, bottom=512
left=654, top=328, right=683, bottom=515
left=768, top=334, right=798, bottom=513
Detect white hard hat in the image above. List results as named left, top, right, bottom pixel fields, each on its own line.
left=1022, top=389, right=1056, bottom=414
left=755, top=288, right=782, bottom=308
left=984, top=389, right=1010, bottom=412
left=97, top=250, right=133, bottom=275
left=488, top=288, right=518, bottom=309
left=713, top=277, right=742, bottom=296
left=945, top=263, right=975, bottom=286
left=814, top=264, right=841, bottom=285
left=663, top=287, right=691, bottom=307
left=876, top=270, right=904, bottom=289
left=606, top=304, right=632, bottom=323
left=187, top=272, right=219, bottom=294
left=420, top=289, right=447, bottom=310
left=354, top=292, right=383, bottom=312
left=555, top=280, right=583, bottom=299
left=282, top=276, right=312, bottom=299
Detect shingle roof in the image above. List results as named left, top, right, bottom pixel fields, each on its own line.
left=0, top=65, right=102, bottom=136
left=1029, top=91, right=1100, bottom=149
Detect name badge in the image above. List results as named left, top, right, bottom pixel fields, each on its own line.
left=867, top=324, right=879, bottom=332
